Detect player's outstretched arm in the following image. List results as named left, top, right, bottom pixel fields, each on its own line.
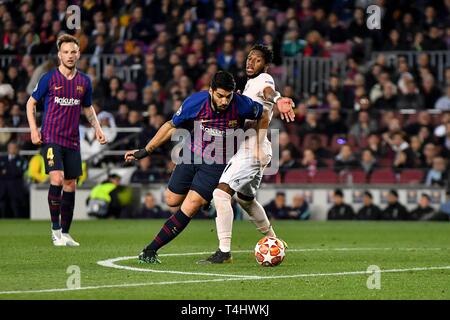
left=124, top=120, right=177, bottom=162
left=255, top=108, right=270, bottom=164
left=26, top=96, right=42, bottom=145
left=262, top=87, right=295, bottom=122
left=84, top=106, right=107, bottom=145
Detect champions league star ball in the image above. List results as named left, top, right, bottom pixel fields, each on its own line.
left=254, top=236, right=286, bottom=267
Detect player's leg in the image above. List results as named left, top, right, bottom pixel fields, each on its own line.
left=236, top=192, right=276, bottom=237
left=138, top=163, right=195, bottom=263
left=139, top=163, right=225, bottom=264
left=41, top=144, right=65, bottom=246
left=139, top=189, right=208, bottom=263
left=59, top=147, right=83, bottom=246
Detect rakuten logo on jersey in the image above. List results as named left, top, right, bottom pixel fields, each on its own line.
left=54, top=97, right=80, bottom=106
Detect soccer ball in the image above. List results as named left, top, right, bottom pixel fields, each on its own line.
left=254, top=236, right=286, bottom=267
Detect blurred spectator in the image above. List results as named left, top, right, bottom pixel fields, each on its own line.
left=423, top=26, right=447, bottom=51
left=327, top=189, right=355, bottom=220
left=349, top=111, right=378, bottom=144
left=384, top=131, right=416, bottom=169
left=396, top=79, right=425, bottom=110
left=279, top=149, right=300, bottom=173
left=410, top=194, right=436, bottom=221
left=307, top=134, right=333, bottom=159
left=288, top=194, right=310, bottom=220
left=366, top=133, right=386, bottom=158
left=359, top=149, right=377, bottom=179
left=434, top=85, right=450, bottom=111
left=434, top=190, right=450, bottom=221
left=0, top=116, right=12, bottom=150
left=420, top=74, right=441, bottom=109
left=27, top=149, right=48, bottom=184
left=87, top=174, right=132, bottom=219
left=281, top=28, right=306, bottom=57
left=300, top=148, right=326, bottom=177
left=278, top=131, right=300, bottom=159
left=404, top=111, right=433, bottom=137
left=356, top=191, right=381, bottom=220
left=383, top=29, right=406, bottom=51
left=299, top=111, right=324, bottom=135
left=373, top=82, right=398, bottom=110
left=424, top=156, right=448, bottom=187
left=264, top=192, right=290, bottom=219
left=130, top=157, right=162, bottom=184
left=324, top=109, right=348, bottom=143
left=422, top=143, right=438, bottom=169
left=381, top=190, right=410, bottom=220
left=216, top=41, right=236, bottom=71
left=137, top=192, right=170, bottom=219
left=303, top=30, right=330, bottom=57
left=0, top=141, right=28, bottom=218
left=334, top=144, right=359, bottom=173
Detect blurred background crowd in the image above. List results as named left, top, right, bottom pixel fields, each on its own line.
left=0, top=0, right=449, bottom=219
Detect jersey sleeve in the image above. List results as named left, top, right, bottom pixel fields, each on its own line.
left=258, top=73, right=276, bottom=92
left=236, top=94, right=264, bottom=120
left=82, top=77, right=93, bottom=108
left=31, top=72, right=51, bottom=101
left=171, top=92, right=204, bottom=127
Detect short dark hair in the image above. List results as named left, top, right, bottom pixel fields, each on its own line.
left=276, top=191, right=286, bottom=197
left=250, top=44, right=273, bottom=65
left=421, top=193, right=431, bottom=201
left=389, top=189, right=399, bottom=198
left=364, top=191, right=373, bottom=199
left=334, top=189, right=344, bottom=198
left=57, top=34, right=80, bottom=51
left=210, top=71, right=236, bottom=92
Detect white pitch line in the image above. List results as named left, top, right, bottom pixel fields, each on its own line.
left=1, top=247, right=446, bottom=295
left=1, top=265, right=450, bottom=295
left=96, top=247, right=447, bottom=278
left=97, top=256, right=260, bottom=279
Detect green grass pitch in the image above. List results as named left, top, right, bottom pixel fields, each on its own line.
left=0, top=219, right=449, bottom=300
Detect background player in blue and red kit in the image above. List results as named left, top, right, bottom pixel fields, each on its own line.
left=125, top=71, right=269, bottom=264
left=26, top=34, right=107, bottom=246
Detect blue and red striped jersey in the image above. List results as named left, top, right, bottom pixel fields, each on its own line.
left=172, top=90, right=263, bottom=163
left=32, top=68, right=92, bottom=150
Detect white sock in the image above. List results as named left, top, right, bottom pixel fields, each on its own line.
left=213, top=189, right=233, bottom=253
left=237, top=197, right=276, bottom=237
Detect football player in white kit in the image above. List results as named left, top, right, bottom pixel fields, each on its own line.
left=199, top=44, right=295, bottom=264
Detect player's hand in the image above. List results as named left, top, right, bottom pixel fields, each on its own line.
left=96, top=129, right=107, bottom=145
left=124, top=150, right=139, bottom=162
left=30, top=128, right=42, bottom=145
left=276, top=97, right=295, bottom=123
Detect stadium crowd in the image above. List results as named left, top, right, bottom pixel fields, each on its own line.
left=0, top=0, right=450, bottom=218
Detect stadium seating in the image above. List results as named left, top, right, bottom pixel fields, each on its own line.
left=370, top=168, right=397, bottom=184
left=398, top=169, right=425, bottom=184
left=284, top=169, right=309, bottom=183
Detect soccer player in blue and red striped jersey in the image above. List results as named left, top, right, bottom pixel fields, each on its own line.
left=26, top=34, right=107, bottom=246
left=124, top=71, right=269, bottom=264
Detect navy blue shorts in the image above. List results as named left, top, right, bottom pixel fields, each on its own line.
left=167, top=162, right=227, bottom=202
left=41, top=143, right=82, bottom=180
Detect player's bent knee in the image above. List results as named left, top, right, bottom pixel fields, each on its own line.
left=213, top=188, right=232, bottom=201
left=63, top=179, right=77, bottom=192
left=165, top=190, right=185, bottom=207
left=49, top=172, right=64, bottom=186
